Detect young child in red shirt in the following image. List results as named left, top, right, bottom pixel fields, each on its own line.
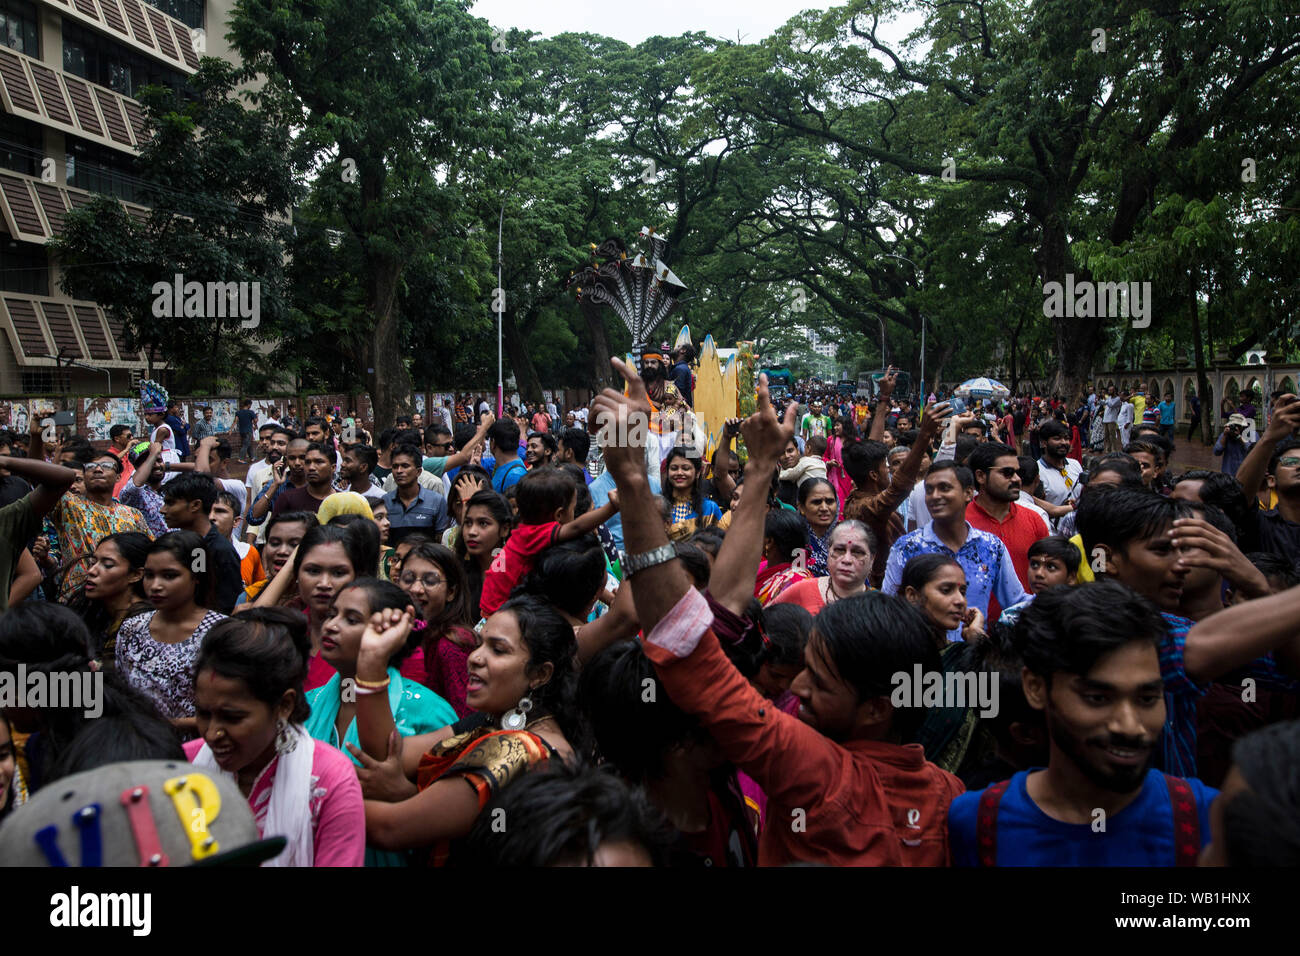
left=478, top=466, right=618, bottom=619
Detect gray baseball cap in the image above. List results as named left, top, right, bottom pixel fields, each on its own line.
left=0, top=760, right=285, bottom=867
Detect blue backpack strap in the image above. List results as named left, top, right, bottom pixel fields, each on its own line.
left=975, top=779, right=1012, bottom=867
left=1163, top=774, right=1200, bottom=866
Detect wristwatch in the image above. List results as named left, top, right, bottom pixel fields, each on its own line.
left=623, top=542, right=677, bottom=576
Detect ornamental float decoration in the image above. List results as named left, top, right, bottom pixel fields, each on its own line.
left=564, top=226, right=688, bottom=364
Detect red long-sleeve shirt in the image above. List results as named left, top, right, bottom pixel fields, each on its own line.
left=643, top=588, right=963, bottom=866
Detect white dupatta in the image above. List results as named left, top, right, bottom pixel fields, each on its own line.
left=193, top=723, right=316, bottom=866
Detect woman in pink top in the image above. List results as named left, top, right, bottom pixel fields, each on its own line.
left=394, top=541, right=476, bottom=716
left=825, top=417, right=855, bottom=509
left=184, top=607, right=364, bottom=866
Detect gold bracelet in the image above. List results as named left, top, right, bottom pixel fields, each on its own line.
left=354, top=676, right=391, bottom=690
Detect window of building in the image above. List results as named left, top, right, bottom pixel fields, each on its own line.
left=0, top=0, right=38, bottom=57
left=21, top=369, right=56, bottom=394
left=149, top=0, right=203, bottom=31
left=0, top=111, right=41, bottom=177
left=66, top=135, right=143, bottom=203
left=62, top=21, right=186, bottom=98
left=0, top=234, right=50, bottom=295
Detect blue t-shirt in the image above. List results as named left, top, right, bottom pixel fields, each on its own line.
left=1158, top=400, right=1176, bottom=425
left=949, top=769, right=1216, bottom=866
left=491, top=458, right=527, bottom=493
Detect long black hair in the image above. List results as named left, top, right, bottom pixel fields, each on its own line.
left=498, top=595, right=591, bottom=758
left=196, top=607, right=313, bottom=724
left=147, top=530, right=213, bottom=608
left=0, top=603, right=171, bottom=791
left=661, top=446, right=705, bottom=520
left=66, top=530, right=152, bottom=666
left=455, top=489, right=513, bottom=618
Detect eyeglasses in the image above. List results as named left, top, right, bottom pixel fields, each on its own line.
left=428, top=441, right=453, bottom=450
left=399, top=572, right=445, bottom=589
left=1278, top=457, right=1300, bottom=468
left=990, top=466, right=1020, bottom=478
left=83, top=462, right=118, bottom=473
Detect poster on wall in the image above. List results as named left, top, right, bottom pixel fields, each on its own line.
left=0, top=401, right=30, bottom=434
left=199, top=398, right=238, bottom=433
left=414, top=394, right=426, bottom=418
left=83, top=397, right=143, bottom=441
left=249, top=399, right=284, bottom=425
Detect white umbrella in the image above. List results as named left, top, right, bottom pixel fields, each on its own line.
left=954, top=377, right=1011, bottom=399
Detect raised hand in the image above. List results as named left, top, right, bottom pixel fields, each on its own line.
left=1263, top=394, right=1300, bottom=441
left=920, top=400, right=954, bottom=435
left=1170, top=517, right=1270, bottom=599
left=359, top=605, right=417, bottom=671
left=740, top=374, right=800, bottom=464
left=590, top=357, right=654, bottom=484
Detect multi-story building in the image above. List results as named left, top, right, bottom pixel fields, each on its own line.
left=0, top=0, right=236, bottom=395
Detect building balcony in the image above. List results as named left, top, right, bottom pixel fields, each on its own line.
left=38, top=0, right=200, bottom=75
left=0, top=43, right=151, bottom=154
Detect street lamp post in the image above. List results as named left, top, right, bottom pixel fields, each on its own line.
left=497, top=199, right=505, bottom=418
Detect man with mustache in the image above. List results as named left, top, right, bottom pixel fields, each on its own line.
left=949, top=579, right=1217, bottom=865
left=640, top=348, right=695, bottom=456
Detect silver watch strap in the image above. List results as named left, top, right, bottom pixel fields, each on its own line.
left=623, top=542, right=677, bottom=576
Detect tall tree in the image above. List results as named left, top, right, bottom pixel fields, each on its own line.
left=228, top=0, right=504, bottom=427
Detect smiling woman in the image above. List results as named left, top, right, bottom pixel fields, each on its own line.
left=351, top=595, right=587, bottom=865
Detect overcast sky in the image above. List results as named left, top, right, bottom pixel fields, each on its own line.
left=470, top=0, right=833, bottom=45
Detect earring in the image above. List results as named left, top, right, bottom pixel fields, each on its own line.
left=275, top=717, right=297, bottom=755
left=500, top=695, right=533, bottom=731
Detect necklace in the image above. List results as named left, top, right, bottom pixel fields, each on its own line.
left=824, top=577, right=861, bottom=604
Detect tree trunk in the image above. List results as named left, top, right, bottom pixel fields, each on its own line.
left=580, top=305, right=614, bottom=389
left=932, top=340, right=957, bottom=391
left=1037, top=222, right=1103, bottom=399
left=502, top=307, right=543, bottom=403
left=1190, top=266, right=1211, bottom=444
left=364, top=257, right=412, bottom=433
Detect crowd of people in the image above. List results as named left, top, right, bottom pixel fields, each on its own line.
left=0, top=351, right=1298, bottom=869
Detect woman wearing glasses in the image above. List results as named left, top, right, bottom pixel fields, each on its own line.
left=395, top=541, right=476, bottom=716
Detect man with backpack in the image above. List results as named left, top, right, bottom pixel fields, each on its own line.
left=949, top=580, right=1217, bottom=865
left=489, top=417, right=527, bottom=494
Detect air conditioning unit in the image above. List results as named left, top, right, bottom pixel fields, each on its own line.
left=1245, top=350, right=1266, bottom=365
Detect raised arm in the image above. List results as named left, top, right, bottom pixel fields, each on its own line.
left=194, top=435, right=217, bottom=474
left=1235, top=394, right=1300, bottom=504
left=867, top=367, right=897, bottom=443
left=709, top=389, right=799, bottom=616
left=8, top=548, right=42, bottom=606
left=556, top=496, right=619, bottom=543
left=438, top=412, right=495, bottom=472
left=593, top=359, right=693, bottom=636
left=1183, top=580, right=1300, bottom=682
left=709, top=418, right=742, bottom=504
left=0, top=453, right=77, bottom=518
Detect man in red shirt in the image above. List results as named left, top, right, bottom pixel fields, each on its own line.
left=966, top=442, right=1048, bottom=604
left=595, top=359, right=964, bottom=866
